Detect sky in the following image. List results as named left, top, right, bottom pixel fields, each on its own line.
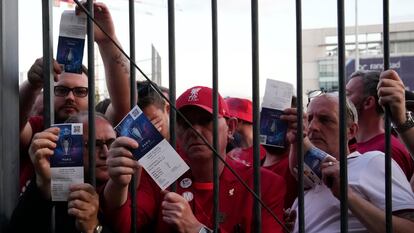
left=19, top=0, right=414, bottom=99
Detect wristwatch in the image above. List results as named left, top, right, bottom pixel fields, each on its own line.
left=394, top=111, right=414, bottom=134
left=198, top=225, right=213, bottom=233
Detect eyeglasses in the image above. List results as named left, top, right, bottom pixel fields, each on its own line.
left=54, top=86, right=88, bottom=97
left=84, top=138, right=115, bottom=150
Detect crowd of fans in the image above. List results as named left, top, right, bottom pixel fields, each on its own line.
left=7, top=2, right=414, bottom=233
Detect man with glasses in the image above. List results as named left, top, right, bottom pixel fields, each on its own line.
left=18, top=2, right=131, bottom=191
left=9, top=112, right=116, bottom=233
left=283, top=93, right=414, bottom=233
left=346, top=70, right=414, bottom=180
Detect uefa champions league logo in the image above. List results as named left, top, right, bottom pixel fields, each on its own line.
left=60, top=128, right=72, bottom=156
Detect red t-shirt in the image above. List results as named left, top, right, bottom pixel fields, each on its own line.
left=20, top=116, right=44, bottom=192
left=356, top=133, right=414, bottom=180
left=227, top=145, right=266, bottom=167
left=263, top=152, right=298, bottom=209
left=103, top=158, right=287, bottom=233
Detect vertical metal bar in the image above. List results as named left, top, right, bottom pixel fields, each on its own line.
left=354, top=0, right=359, bottom=71
left=41, top=1, right=55, bottom=232
left=129, top=1, right=137, bottom=233
left=42, top=0, right=54, bottom=128
left=0, top=0, right=19, bottom=231
left=251, top=0, right=261, bottom=232
left=337, top=0, right=348, bottom=232
left=295, top=1, right=305, bottom=232
left=129, top=1, right=136, bottom=108
left=211, top=0, right=219, bottom=232
left=168, top=0, right=177, bottom=193
left=383, top=0, right=392, bottom=232
left=86, top=0, right=96, bottom=188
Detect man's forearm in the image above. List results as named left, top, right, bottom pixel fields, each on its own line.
left=19, top=80, right=41, bottom=130
left=97, top=38, right=131, bottom=125
left=103, top=180, right=129, bottom=209
left=398, top=128, right=414, bottom=158
left=348, top=188, right=414, bottom=233
left=289, top=137, right=313, bottom=177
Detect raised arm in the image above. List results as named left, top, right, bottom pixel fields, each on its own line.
left=280, top=107, right=312, bottom=176
left=81, top=2, right=132, bottom=125
left=20, top=58, right=61, bottom=148
left=378, top=70, right=414, bottom=157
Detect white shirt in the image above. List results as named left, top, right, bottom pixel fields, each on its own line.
left=292, top=151, right=414, bottom=233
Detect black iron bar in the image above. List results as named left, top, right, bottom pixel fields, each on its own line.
left=251, top=0, right=261, bottom=232
left=211, top=0, right=220, bottom=232
left=337, top=0, right=348, bottom=232
left=295, top=0, right=305, bottom=232
left=128, top=1, right=137, bottom=233
left=383, top=0, right=392, bottom=232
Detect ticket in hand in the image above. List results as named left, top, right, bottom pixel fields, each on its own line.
left=115, top=106, right=189, bottom=190
left=294, top=147, right=328, bottom=188
left=260, top=79, right=293, bottom=148
left=50, top=123, right=84, bottom=201
left=56, top=10, right=86, bottom=73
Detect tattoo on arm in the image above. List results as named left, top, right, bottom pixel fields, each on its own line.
left=113, top=53, right=129, bottom=74
left=395, top=210, right=414, bottom=222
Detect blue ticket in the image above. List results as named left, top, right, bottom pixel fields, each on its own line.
left=115, top=106, right=189, bottom=190
left=115, top=106, right=164, bottom=160
left=259, top=107, right=288, bottom=148
left=56, top=36, right=85, bottom=73
left=51, top=123, right=84, bottom=201
left=51, top=123, right=83, bottom=167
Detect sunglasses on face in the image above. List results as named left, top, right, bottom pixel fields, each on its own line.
left=84, top=138, right=115, bottom=150
left=54, top=86, right=88, bottom=98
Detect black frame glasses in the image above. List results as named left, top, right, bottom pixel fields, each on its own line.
left=54, top=86, right=88, bottom=97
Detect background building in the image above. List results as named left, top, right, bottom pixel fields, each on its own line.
left=303, top=22, right=414, bottom=98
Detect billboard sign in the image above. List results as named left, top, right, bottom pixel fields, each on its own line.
left=346, top=56, right=414, bottom=91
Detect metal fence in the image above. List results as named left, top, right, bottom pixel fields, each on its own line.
left=0, top=0, right=394, bottom=232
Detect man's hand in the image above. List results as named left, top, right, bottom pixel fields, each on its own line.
left=27, top=57, right=62, bottom=89
left=106, top=136, right=140, bottom=188
left=281, top=108, right=308, bottom=145
left=68, top=183, right=100, bottom=233
left=378, top=70, right=407, bottom=126
left=320, top=158, right=341, bottom=198
left=76, top=2, right=115, bottom=45
left=150, top=115, right=164, bottom=133
left=161, top=191, right=203, bottom=233
left=283, top=208, right=297, bottom=232
left=28, top=127, right=60, bottom=198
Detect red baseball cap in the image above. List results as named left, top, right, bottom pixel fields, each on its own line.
left=176, top=86, right=229, bottom=117
left=225, top=97, right=253, bottom=123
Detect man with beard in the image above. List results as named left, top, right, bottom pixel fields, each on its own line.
left=346, top=70, right=414, bottom=180
left=18, top=2, right=131, bottom=191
